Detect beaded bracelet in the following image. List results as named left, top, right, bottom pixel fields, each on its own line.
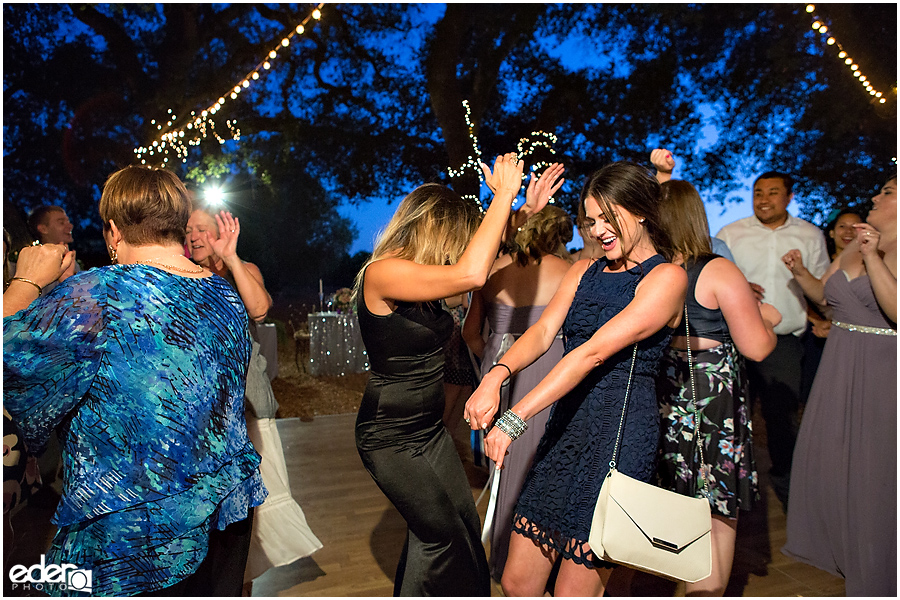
left=10, top=277, right=42, bottom=296
left=494, top=409, right=527, bottom=441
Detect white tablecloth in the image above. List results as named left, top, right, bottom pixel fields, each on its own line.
left=307, top=312, right=369, bottom=376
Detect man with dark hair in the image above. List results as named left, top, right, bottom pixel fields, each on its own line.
left=27, top=206, right=79, bottom=295
left=27, top=205, right=74, bottom=245
left=715, top=171, right=829, bottom=511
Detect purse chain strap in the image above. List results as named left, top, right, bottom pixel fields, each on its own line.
left=607, top=305, right=710, bottom=500
left=683, top=304, right=710, bottom=499
left=608, top=344, right=638, bottom=471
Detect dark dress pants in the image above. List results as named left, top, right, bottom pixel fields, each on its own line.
left=746, top=334, right=803, bottom=508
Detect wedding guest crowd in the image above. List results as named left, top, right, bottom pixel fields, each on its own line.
left=3, top=143, right=893, bottom=599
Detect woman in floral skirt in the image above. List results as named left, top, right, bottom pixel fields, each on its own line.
left=654, top=179, right=781, bottom=595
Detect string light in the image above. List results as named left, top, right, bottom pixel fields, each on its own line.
left=447, top=99, right=486, bottom=211
left=805, top=4, right=888, bottom=104
left=515, top=131, right=560, bottom=203
left=135, top=3, right=326, bottom=166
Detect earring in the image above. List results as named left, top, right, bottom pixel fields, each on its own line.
left=639, top=218, right=645, bottom=224
left=107, top=244, right=118, bottom=264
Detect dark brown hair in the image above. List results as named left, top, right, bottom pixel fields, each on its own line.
left=578, top=161, right=674, bottom=262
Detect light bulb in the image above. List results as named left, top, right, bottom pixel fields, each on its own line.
left=806, top=4, right=814, bottom=12
left=296, top=25, right=305, bottom=34
left=879, top=98, right=885, bottom=103
left=811, top=21, right=821, bottom=29
left=251, top=72, right=259, bottom=80
left=263, top=61, right=271, bottom=69
left=231, top=92, right=237, bottom=99
left=851, top=64, right=858, bottom=70
left=269, top=50, right=277, bottom=59
left=281, top=38, right=289, bottom=47
left=242, top=80, right=249, bottom=88
left=313, top=8, right=321, bottom=19
left=827, top=37, right=835, bottom=45
left=845, top=58, right=853, bottom=65
left=818, top=25, right=827, bottom=33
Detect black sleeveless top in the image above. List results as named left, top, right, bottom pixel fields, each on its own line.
left=685, top=255, right=730, bottom=343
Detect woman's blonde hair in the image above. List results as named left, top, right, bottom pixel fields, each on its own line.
left=657, top=179, right=713, bottom=264
left=99, top=166, right=192, bottom=246
left=511, top=205, right=574, bottom=266
left=353, top=183, right=482, bottom=298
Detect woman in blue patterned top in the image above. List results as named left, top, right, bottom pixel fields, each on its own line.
left=3, top=166, right=266, bottom=596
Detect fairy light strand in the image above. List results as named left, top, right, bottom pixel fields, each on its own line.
left=135, top=4, right=325, bottom=166
left=805, top=4, right=888, bottom=104
left=445, top=100, right=486, bottom=209
left=446, top=104, right=562, bottom=207
left=517, top=131, right=560, bottom=204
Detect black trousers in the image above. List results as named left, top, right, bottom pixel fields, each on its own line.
left=746, top=334, right=803, bottom=501
left=139, top=508, right=254, bottom=597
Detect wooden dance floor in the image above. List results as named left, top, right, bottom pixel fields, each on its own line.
left=252, top=414, right=846, bottom=597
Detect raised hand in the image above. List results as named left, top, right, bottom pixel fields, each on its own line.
left=524, top=162, right=566, bottom=215
left=207, top=211, right=241, bottom=265
left=781, top=249, right=806, bottom=276
left=490, top=153, right=525, bottom=196
left=650, top=148, right=676, bottom=174
left=854, top=223, right=881, bottom=257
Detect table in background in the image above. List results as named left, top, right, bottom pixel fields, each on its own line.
left=307, top=312, right=369, bottom=376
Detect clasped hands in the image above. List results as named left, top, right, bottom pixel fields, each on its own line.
left=463, top=369, right=517, bottom=468
left=14, top=243, right=76, bottom=288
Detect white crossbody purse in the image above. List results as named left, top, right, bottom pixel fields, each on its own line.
left=588, top=306, right=712, bottom=582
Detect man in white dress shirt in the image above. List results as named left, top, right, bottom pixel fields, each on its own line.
left=716, top=172, right=830, bottom=511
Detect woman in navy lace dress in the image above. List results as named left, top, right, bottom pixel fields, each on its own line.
left=3, top=166, right=265, bottom=596
left=465, top=161, right=687, bottom=596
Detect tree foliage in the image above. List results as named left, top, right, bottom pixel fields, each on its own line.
left=3, top=3, right=896, bottom=285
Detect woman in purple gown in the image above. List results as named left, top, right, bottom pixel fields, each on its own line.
left=781, top=176, right=897, bottom=596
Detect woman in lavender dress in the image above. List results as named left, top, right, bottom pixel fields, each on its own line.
left=462, top=202, right=572, bottom=581
left=781, top=176, right=897, bottom=596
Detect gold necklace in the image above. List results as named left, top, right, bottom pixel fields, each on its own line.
left=134, top=256, right=204, bottom=274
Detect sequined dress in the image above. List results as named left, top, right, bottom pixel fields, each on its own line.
left=512, top=255, right=673, bottom=566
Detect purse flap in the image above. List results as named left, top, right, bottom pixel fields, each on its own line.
left=607, top=470, right=711, bottom=552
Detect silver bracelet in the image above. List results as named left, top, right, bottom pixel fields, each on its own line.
left=494, top=410, right=527, bottom=441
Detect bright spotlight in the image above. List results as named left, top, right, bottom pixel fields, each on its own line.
left=206, top=187, right=225, bottom=206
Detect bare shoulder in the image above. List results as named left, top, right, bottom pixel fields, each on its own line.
left=703, top=256, right=744, bottom=282
left=635, top=261, right=686, bottom=296
left=649, top=261, right=688, bottom=283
